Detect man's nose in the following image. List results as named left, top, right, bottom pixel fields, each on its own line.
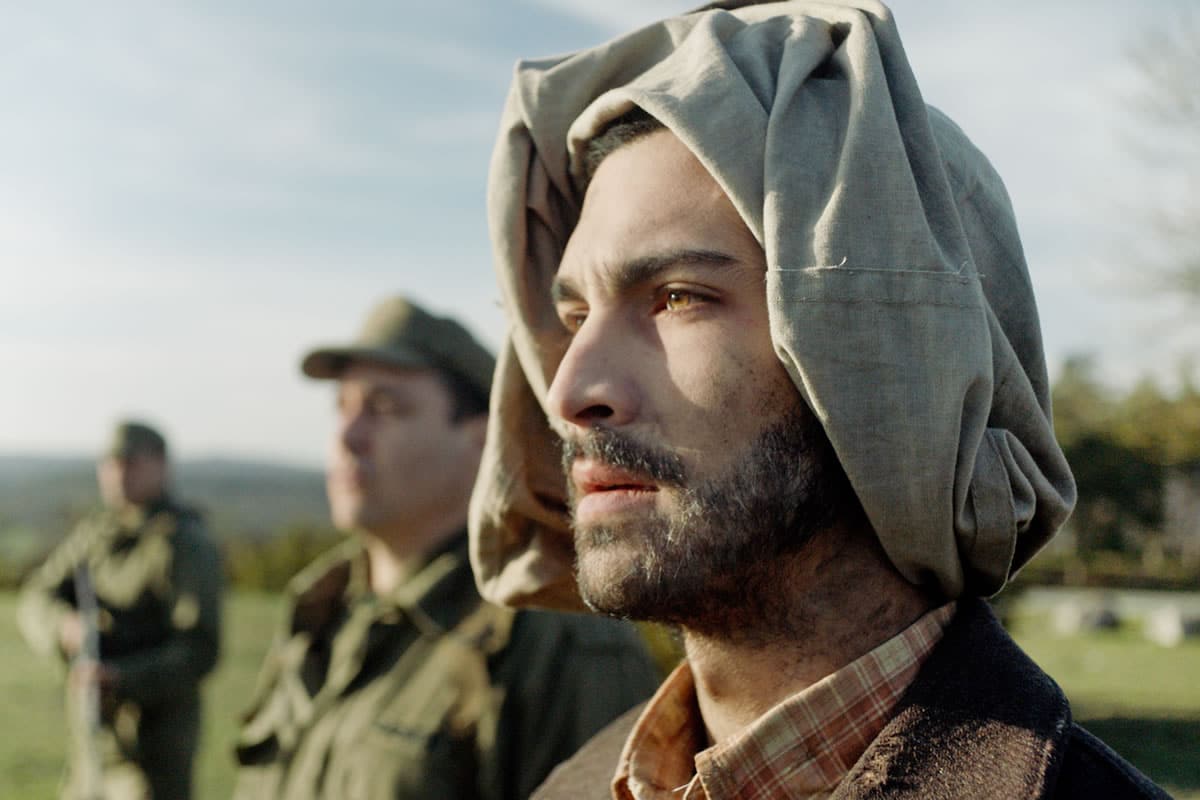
left=337, top=410, right=372, bottom=455
left=545, top=313, right=641, bottom=430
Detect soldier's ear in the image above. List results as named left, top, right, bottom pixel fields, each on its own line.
left=456, top=413, right=488, bottom=453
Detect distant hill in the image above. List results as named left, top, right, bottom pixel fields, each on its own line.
left=0, top=454, right=330, bottom=563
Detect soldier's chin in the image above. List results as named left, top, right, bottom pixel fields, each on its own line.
left=329, top=499, right=373, bottom=533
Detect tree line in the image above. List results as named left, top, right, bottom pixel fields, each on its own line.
left=1031, top=356, right=1200, bottom=587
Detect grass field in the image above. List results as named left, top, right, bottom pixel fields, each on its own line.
left=1, top=592, right=1197, bottom=799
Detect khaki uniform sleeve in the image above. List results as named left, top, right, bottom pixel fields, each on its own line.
left=108, top=519, right=224, bottom=708
left=485, top=611, right=661, bottom=800
left=230, top=607, right=300, bottom=800
left=16, top=523, right=92, bottom=659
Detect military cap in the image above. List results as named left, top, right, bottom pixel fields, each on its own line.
left=107, top=420, right=167, bottom=459
left=301, top=296, right=494, bottom=404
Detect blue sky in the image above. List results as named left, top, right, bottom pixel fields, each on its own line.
left=1, top=0, right=1192, bottom=466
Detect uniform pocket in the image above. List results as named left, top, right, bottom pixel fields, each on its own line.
left=333, top=683, right=478, bottom=800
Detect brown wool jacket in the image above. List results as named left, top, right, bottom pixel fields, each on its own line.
left=533, top=598, right=1171, bottom=800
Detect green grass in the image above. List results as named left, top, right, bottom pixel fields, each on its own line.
left=1, top=594, right=1197, bottom=799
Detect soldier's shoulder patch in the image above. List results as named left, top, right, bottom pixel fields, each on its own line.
left=456, top=600, right=517, bottom=655
left=173, top=593, right=201, bottom=630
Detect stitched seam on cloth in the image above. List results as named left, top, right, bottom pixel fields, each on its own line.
left=944, top=158, right=1029, bottom=278
left=774, top=298, right=978, bottom=308
left=771, top=264, right=973, bottom=281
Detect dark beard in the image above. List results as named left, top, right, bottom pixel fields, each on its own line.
left=562, top=407, right=857, bottom=643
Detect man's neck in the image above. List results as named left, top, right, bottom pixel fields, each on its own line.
left=112, top=493, right=167, bottom=526
left=360, top=513, right=465, bottom=596
left=683, top=524, right=934, bottom=746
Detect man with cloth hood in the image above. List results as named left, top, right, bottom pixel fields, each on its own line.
left=470, top=1, right=1169, bottom=797
left=232, top=296, right=659, bottom=800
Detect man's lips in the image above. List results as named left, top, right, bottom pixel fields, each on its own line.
left=571, top=459, right=658, bottom=496
left=570, top=459, right=660, bottom=523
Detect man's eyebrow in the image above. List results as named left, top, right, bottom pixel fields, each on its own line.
left=340, top=381, right=406, bottom=402
left=551, top=248, right=738, bottom=304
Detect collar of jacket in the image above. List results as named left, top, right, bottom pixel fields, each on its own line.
left=833, top=596, right=1071, bottom=799
left=288, top=533, right=507, bottom=647
left=531, top=598, right=1076, bottom=800
left=103, top=492, right=170, bottom=530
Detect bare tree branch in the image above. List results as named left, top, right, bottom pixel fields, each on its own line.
left=1122, top=8, right=1200, bottom=302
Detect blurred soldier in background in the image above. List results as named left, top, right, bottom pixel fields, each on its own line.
left=232, top=295, right=659, bottom=800
left=18, top=420, right=223, bottom=800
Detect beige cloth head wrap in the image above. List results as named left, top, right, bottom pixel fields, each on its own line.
left=471, top=0, right=1076, bottom=609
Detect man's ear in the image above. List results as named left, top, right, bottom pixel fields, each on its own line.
left=457, top=413, right=489, bottom=452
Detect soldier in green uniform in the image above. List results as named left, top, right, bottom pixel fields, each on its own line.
left=17, top=421, right=223, bottom=800
left=232, top=296, right=659, bottom=800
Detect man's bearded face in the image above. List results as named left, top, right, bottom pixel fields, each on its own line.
left=562, top=405, right=853, bottom=636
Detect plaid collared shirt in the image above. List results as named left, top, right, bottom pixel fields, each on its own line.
left=613, top=603, right=957, bottom=800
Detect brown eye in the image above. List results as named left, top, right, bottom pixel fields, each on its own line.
left=369, top=397, right=397, bottom=416
left=664, top=289, right=696, bottom=312
left=561, top=311, right=587, bottom=333
left=367, top=393, right=411, bottom=417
